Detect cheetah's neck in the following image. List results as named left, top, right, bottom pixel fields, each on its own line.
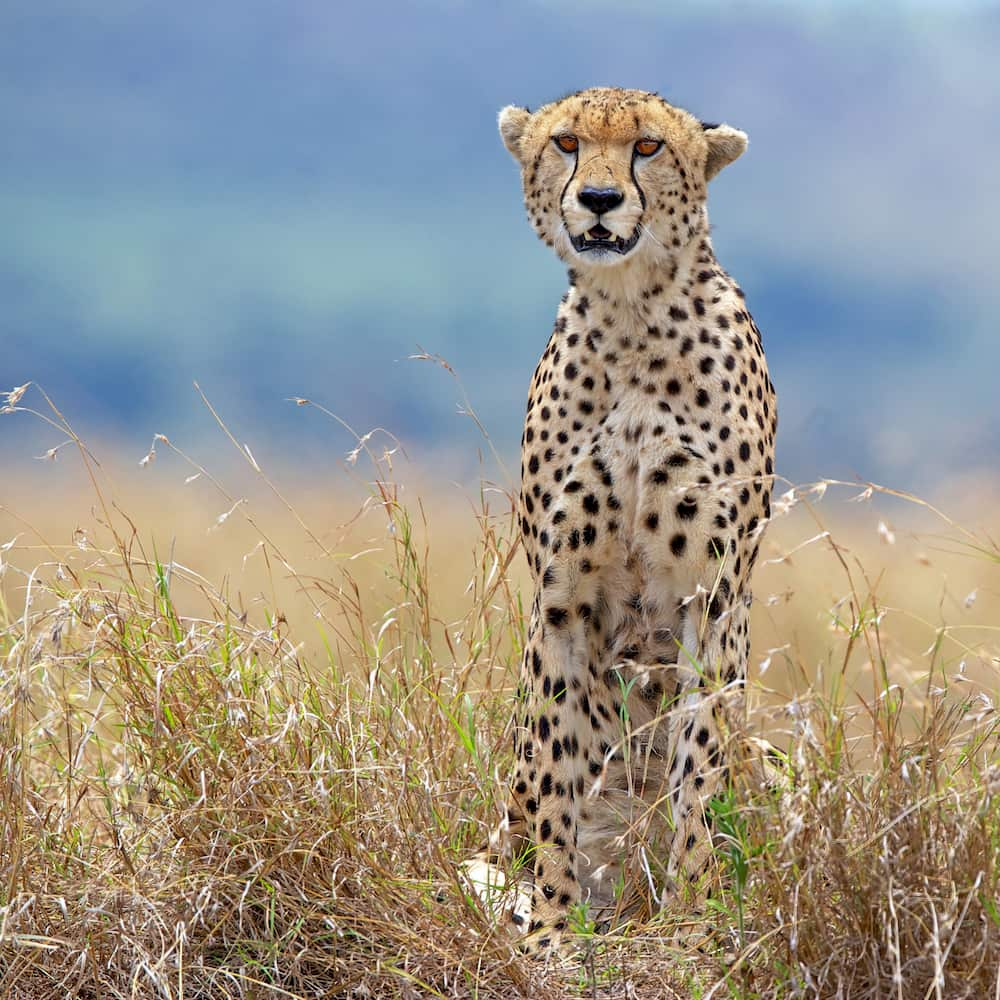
left=562, top=219, right=725, bottom=357
left=567, top=215, right=716, bottom=311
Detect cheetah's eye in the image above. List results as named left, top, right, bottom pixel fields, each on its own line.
left=553, top=134, right=579, bottom=154
left=635, top=139, right=662, bottom=157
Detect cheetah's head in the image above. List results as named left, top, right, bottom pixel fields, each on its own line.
left=498, top=88, right=746, bottom=271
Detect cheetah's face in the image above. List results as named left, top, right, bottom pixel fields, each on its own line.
left=498, top=88, right=747, bottom=271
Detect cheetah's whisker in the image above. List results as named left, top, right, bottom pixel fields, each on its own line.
left=638, top=222, right=667, bottom=251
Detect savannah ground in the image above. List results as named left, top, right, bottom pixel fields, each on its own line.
left=1, top=383, right=999, bottom=998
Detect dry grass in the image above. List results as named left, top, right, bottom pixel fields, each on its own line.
left=1, top=383, right=998, bottom=998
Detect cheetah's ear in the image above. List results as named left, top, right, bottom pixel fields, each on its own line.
left=499, top=105, right=531, bottom=162
left=702, top=122, right=748, bottom=181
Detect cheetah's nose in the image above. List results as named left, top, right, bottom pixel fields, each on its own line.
left=578, top=187, right=624, bottom=215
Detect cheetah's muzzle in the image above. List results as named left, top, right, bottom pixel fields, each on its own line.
left=570, top=223, right=641, bottom=255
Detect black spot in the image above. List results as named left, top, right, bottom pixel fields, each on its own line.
left=676, top=498, right=698, bottom=520
left=546, top=607, right=568, bottom=627
left=645, top=512, right=659, bottom=531
left=670, top=533, right=687, bottom=556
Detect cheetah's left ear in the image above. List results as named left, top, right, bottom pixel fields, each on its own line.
left=701, top=122, right=748, bottom=181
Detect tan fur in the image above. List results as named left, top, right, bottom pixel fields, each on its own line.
left=478, top=88, right=776, bottom=950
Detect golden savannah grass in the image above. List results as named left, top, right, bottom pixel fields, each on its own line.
left=1, top=381, right=999, bottom=998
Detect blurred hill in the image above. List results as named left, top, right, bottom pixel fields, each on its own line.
left=3, top=1, right=999, bottom=489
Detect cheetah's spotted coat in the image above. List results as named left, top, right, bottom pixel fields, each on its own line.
left=478, top=88, right=776, bottom=949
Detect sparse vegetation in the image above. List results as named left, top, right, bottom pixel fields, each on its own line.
left=1, top=382, right=998, bottom=998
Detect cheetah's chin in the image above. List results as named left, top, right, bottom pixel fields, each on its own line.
left=570, top=225, right=641, bottom=256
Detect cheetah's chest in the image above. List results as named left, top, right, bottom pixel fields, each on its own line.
left=586, top=392, right=717, bottom=634
left=599, top=382, right=717, bottom=539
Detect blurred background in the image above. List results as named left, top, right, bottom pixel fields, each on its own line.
left=3, top=0, right=1000, bottom=494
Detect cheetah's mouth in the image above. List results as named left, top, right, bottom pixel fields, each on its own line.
left=570, top=223, right=641, bottom=255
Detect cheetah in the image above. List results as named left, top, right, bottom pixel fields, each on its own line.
left=470, top=87, right=776, bottom=949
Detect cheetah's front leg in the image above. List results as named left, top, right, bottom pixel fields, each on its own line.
left=512, top=600, right=591, bottom=949
left=666, top=599, right=749, bottom=896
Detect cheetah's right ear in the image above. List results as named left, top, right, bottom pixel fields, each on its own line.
left=498, top=105, right=531, bottom=162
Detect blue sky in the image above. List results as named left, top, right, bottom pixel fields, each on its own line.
left=3, top=1, right=999, bottom=491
